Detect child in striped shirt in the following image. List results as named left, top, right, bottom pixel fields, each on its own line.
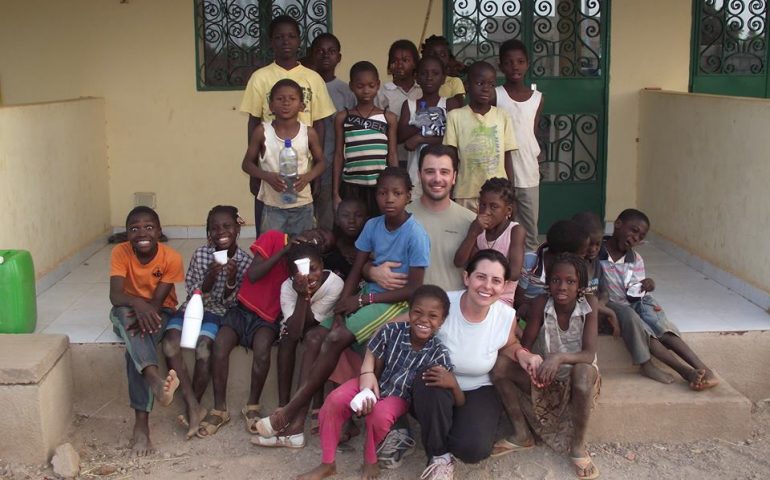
left=333, top=61, right=398, bottom=217
left=295, top=285, right=464, bottom=480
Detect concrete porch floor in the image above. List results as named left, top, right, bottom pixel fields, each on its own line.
left=35, top=238, right=770, bottom=342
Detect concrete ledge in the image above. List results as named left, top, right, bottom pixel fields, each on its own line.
left=0, top=334, right=74, bottom=463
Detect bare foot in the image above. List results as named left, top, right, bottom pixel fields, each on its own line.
left=131, top=426, right=156, bottom=457
left=156, top=370, right=180, bottom=407
left=296, top=462, right=336, bottom=480
left=686, top=368, right=705, bottom=390
left=693, top=369, right=720, bottom=391
left=361, top=462, right=380, bottom=480
left=186, top=402, right=208, bottom=439
left=640, top=361, right=674, bottom=384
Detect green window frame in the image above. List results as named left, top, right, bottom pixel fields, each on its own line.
left=194, top=0, right=331, bottom=91
left=690, top=0, right=770, bottom=97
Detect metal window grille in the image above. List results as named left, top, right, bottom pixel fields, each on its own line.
left=194, top=0, right=331, bottom=90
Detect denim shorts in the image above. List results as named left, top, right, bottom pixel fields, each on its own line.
left=260, top=203, right=314, bottom=237
left=165, top=310, right=222, bottom=341
left=220, top=303, right=279, bottom=348
left=630, top=295, right=681, bottom=338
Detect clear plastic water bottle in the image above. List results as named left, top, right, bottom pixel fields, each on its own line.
left=279, top=138, right=298, bottom=204
left=180, top=289, right=203, bottom=349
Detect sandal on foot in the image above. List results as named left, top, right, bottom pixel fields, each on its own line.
left=242, top=404, right=262, bottom=434
left=571, top=456, right=600, bottom=480
left=250, top=433, right=305, bottom=449
left=196, top=409, right=230, bottom=438
left=255, top=415, right=286, bottom=438
left=310, top=408, right=321, bottom=435
left=490, top=438, right=535, bottom=458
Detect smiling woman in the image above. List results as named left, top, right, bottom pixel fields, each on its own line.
left=411, top=249, right=543, bottom=478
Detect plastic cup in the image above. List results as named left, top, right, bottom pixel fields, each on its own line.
left=213, top=250, right=229, bottom=265
left=294, top=258, right=311, bottom=275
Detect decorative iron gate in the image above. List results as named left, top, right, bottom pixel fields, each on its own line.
left=445, top=0, right=610, bottom=229
left=691, top=0, right=769, bottom=97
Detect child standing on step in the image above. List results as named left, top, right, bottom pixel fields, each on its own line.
left=495, top=39, right=544, bottom=251
left=599, top=209, right=719, bottom=390
left=242, top=79, right=326, bottom=237
left=444, top=61, right=518, bottom=212
left=161, top=205, right=251, bottom=438
left=109, top=206, right=182, bottom=456
left=454, top=177, right=526, bottom=307
left=295, top=285, right=462, bottom=480
left=333, top=61, right=398, bottom=216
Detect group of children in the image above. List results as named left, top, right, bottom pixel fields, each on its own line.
left=106, top=13, right=719, bottom=480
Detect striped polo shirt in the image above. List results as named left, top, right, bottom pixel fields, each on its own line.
left=342, top=111, right=388, bottom=186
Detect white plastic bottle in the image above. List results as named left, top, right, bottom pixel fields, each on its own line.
left=180, top=289, right=203, bottom=349
left=279, top=138, right=298, bottom=204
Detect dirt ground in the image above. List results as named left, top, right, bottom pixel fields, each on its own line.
left=3, top=400, right=770, bottom=480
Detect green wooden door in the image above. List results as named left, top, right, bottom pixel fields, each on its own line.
left=445, top=0, right=610, bottom=230
left=690, top=0, right=769, bottom=97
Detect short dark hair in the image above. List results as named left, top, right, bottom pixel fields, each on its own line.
left=387, top=39, right=420, bottom=70
left=617, top=208, right=651, bottom=227
left=206, top=205, right=242, bottom=236
left=418, top=144, right=459, bottom=172
left=421, top=35, right=450, bottom=56
left=466, top=249, right=511, bottom=281
left=376, top=166, right=413, bottom=192
left=499, top=38, right=529, bottom=62
left=310, top=32, right=340, bottom=52
left=410, top=284, right=451, bottom=318
left=350, top=61, right=379, bottom=82
left=479, top=177, right=515, bottom=207
left=126, top=206, right=160, bottom=227
left=417, top=54, right=446, bottom=75
left=270, top=78, right=304, bottom=102
left=546, top=219, right=590, bottom=255
left=286, top=242, right=323, bottom=272
left=467, top=60, right=496, bottom=79
left=268, top=15, right=300, bottom=38
left=572, top=211, right=604, bottom=236
left=547, top=253, right=589, bottom=290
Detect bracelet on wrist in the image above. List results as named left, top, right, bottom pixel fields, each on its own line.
left=369, top=292, right=375, bottom=305
left=359, top=371, right=374, bottom=376
left=358, top=295, right=364, bottom=308
left=225, top=279, right=237, bottom=289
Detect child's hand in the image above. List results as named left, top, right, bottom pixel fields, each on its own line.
left=292, top=273, right=312, bottom=300
left=471, top=214, right=491, bottom=236
left=422, top=365, right=458, bottom=390
left=404, top=135, right=423, bottom=151
left=606, top=310, right=621, bottom=337
left=641, top=278, right=655, bottom=292
left=334, top=294, right=362, bottom=315
left=518, top=351, right=543, bottom=382
left=264, top=172, right=287, bottom=193
left=129, top=300, right=163, bottom=335
left=294, top=173, right=312, bottom=193
left=356, top=396, right=376, bottom=417
left=536, top=354, right=562, bottom=387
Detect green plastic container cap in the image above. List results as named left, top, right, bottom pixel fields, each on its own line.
left=0, top=250, right=37, bottom=333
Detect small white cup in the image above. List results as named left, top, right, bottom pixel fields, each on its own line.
left=213, top=250, right=229, bottom=265
left=294, top=258, right=311, bottom=275
left=349, top=388, right=378, bottom=412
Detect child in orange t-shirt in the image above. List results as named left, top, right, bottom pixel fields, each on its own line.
left=109, top=206, right=184, bottom=456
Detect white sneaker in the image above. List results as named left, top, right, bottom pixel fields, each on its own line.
left=377, top=428, right=415, bottom=469
left=420, top=455, right=455, bottom=480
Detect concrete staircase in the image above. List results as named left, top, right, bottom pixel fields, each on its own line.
left=589, top=336, right=752, bottom=442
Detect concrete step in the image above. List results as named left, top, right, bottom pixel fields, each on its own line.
left=588, top=370, right=751, bottom=443
left=596, top=335, right=637, bottom=373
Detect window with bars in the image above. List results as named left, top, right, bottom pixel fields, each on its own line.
left=194, top=0, right=331, bottom=90
left=691, top=0, right=769, bottom=97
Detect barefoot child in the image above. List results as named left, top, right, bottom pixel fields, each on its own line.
left=197, top=228, right=334, bottom=438
left=398, top=55, right=462, bottom=192
left=445, top=61, right=518, bottom=212
left=277, top=243, right=344, bottom=407
left=108, top=206, right=183, bottom=456
left=495, top=39, right=544, bottom=251
left=333, top=61, right=399, bottom=216
left=454, top=177, right=526, bottom=306
left=242, top=79, right=326, bottom=236
left=599, top=209, right=719, bottom=390
left=521, top=254, right=600, bottom=478
left=296, top=285, right=463, bottom=480
left=254, top=167, right=430, bottom=448
left=421, top=35, right=465, bottom=104
left=162, top=206, right=251, bottom=437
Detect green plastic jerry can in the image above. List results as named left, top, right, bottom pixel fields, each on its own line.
left=0, top=250, right=37, bottom=333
